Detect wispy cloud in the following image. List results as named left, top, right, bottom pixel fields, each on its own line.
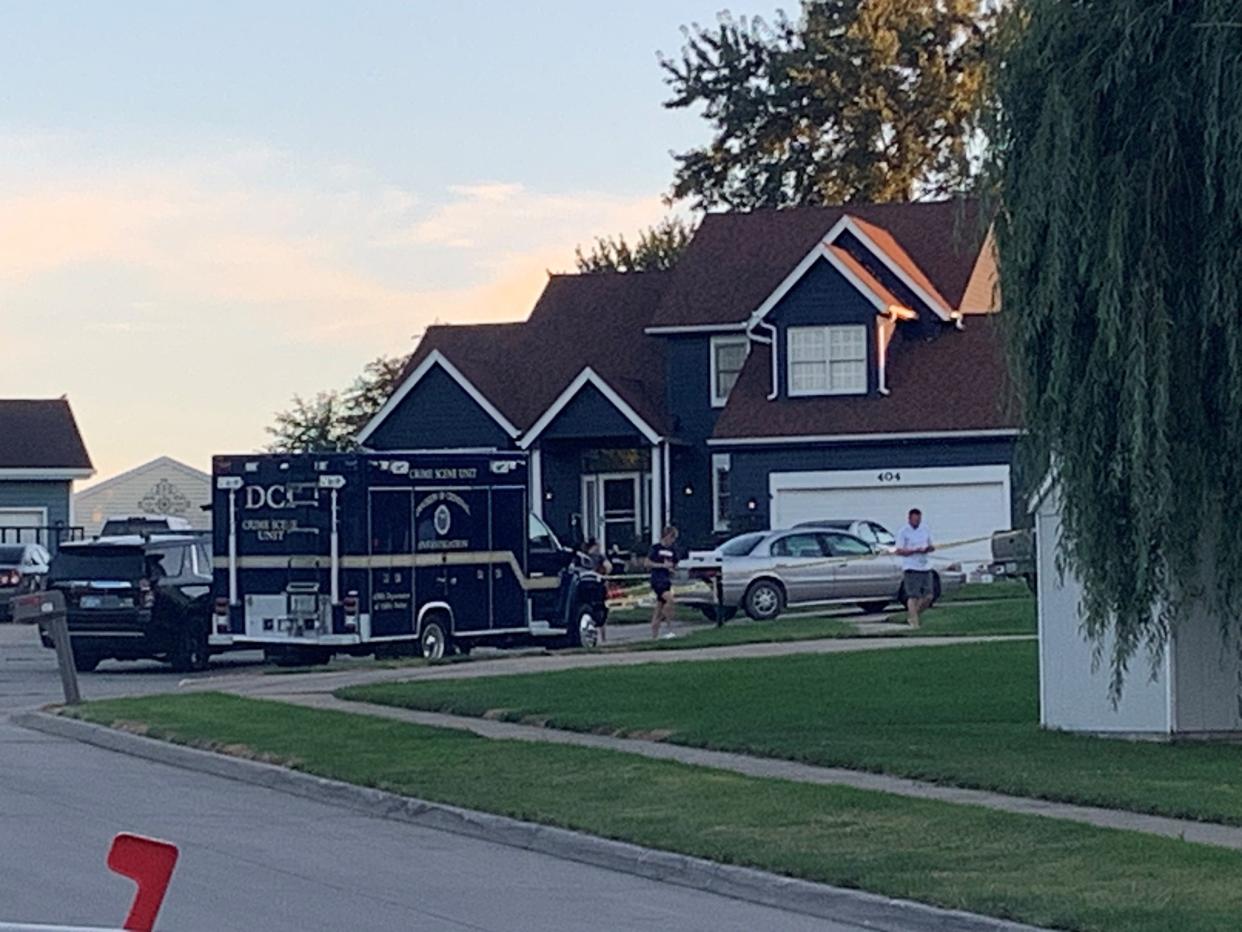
left=0, top=134, right=670, bottom=480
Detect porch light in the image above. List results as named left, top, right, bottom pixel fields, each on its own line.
left=544, top=490, right=554, bottom=502
left=683, top=484, right=694, bottom=496
left=746, top=498, right=758, bottom=511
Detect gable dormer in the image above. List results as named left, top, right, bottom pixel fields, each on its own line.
left=741, top=214, right=959, bottom=401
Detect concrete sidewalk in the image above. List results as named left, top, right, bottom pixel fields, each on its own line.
left=199, top=634, right=1033, bottom=700
left=304, top=692, right=1242, bottom=853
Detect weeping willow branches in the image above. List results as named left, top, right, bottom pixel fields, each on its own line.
left=989, top=1, right=1242, bottom=693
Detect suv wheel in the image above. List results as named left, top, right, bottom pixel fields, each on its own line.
left=170, top=624, right=210, bottom=673
left=72, top=651, right=100, bottom=673
left=743, top=580, right=784, bottom=621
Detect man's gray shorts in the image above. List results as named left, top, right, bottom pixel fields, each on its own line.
left=903, top=570, right=934, bottom=600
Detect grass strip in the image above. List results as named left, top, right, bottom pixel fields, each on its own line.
left=68, top=692, right=1242, bottom=932
left=344, top=640, right=1242, bottom=826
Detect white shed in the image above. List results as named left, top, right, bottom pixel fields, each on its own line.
left=1035, top=481, right=1242, bottom=736
left=74, top=456, right=211, bottom=537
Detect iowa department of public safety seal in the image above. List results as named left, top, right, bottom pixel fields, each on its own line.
left=434, top=503, right=452, bottom=536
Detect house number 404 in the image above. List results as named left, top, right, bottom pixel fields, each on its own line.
left=876, top=471, right=902, bottom=482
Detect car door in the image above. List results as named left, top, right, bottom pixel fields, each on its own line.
left=766, top=532, right=832, bottom=605
left=821, top=531, right=895, bottom=598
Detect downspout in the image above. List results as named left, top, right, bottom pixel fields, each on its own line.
left=761, top=322, right=779, bottom=401
left=877, top=317, right=890, bottom=396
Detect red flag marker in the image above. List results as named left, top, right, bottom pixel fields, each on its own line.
left=106, top=834, right=179, bottom=932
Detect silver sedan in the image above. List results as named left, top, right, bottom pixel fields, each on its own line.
left=683, top=529, right=963, bottom=621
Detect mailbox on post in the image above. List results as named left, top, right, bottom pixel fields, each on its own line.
left=12, top=589, right=80, bottom=705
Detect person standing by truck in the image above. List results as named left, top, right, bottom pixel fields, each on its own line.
left=895, top=508, right=935, bottom=628
left=649, top=525, right=679, bottom=640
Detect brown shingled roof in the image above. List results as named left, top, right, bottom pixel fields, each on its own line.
left=712, top=317, right=1017, bottom=440
left=0, top=399, right=93, bottom=470
left=827, top=244, right=910, bottom=313
left=400, top=271, right=674, bottom=435
left=650, top=198, right=986, bottom=329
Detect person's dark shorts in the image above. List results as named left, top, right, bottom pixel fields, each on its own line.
left=903, top=570, right=934, bottom=600
left=651, top=575, right=672, bottom=602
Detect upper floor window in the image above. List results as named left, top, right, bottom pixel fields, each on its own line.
left=711, top=336, right=749, bottom=407
left=788, top=325, right=867, bottom=396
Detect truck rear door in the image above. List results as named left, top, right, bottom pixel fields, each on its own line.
left=414, top=486, right=490, bottom=634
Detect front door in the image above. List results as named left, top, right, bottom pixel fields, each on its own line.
left=581, top=473, right=642, bottom=551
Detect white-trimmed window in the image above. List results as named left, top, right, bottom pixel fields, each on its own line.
left=710, top=336, right=749, bottom=407
left=787, top=325, right=867, bottom=396
left=711, top=453, right=732, bottom=532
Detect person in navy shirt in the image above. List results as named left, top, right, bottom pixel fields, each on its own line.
left=649, top=525, right=679, bottom=640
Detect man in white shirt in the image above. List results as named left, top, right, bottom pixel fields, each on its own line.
left=895, top=508, right=935, bottom=628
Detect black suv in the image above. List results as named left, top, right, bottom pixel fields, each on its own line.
left=42, top=536, right=213, bottom=672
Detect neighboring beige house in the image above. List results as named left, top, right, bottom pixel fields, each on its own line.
left=74, top=456, right=210, bottom=537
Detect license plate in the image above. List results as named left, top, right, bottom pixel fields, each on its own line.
left=79, top=595, right=103, bottom=609
left=289, top=594, right=317, bottom=615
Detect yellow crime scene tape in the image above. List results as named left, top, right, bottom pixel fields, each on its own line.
left=598, top=533, right=996, bottom=611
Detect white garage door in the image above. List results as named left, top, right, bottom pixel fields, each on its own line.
left=0, top=508, right=48, bottom=544
left=770, top=466, right=1011, bottom=568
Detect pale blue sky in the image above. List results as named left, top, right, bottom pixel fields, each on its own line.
left=0, top=1, right=781, bottom=480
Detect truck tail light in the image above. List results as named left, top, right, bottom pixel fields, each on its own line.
left=139, top=578, right=154, bottom=609
left=214, top=596, right=230, bottom=616
left=0, top=569, right=19, bottom=587
left=343, top=592, right=359, bottom=631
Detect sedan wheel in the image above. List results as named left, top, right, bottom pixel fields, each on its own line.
left=744, top=580, right=784, bottom=621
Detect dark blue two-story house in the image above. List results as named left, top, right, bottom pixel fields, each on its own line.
left=357, top=199, right=1016, bottom=565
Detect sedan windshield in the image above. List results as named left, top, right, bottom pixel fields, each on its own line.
left=719, top=533, right=765, bottom=557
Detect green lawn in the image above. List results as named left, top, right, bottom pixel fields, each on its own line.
left=344, top=640, right=1242, bottom=826
left=943, top=579, right=1033, bottom=602
left=616, top=592, right=1035, bottom=651
left=68, top=693, right=1242, bottom=932
left=887, top=597, right=1035, bottom=636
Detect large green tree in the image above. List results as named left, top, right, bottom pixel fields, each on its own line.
left=574, top=217, right=695, bottom=273
left=266, top=354, right=406, bottom=452
left=990, top=1, right=1242, bottom=691
left=662, top=0, right=993, bottom=209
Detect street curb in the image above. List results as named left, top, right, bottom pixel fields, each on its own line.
left=15, top=710, right=1044, bottom=932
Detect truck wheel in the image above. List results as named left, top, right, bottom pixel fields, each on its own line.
left=72, top=651, right=100, bottom=673
left=170, top=625, right=210, bottom=673
left=419, top=618, right=449, bottom=661
left=568, top=604, right=600, bottom=649
left=743, top=580, right=784, bottom=621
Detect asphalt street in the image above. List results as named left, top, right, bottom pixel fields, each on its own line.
left=0, top=622, right=266, bottom=713
left=0, top=722, right=863, bottom=932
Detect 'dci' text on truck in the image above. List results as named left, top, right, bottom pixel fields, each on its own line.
left=210, top=451, right=607, bottom=664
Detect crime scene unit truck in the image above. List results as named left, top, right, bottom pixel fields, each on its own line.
left=210, top=451, right=606, bottom=663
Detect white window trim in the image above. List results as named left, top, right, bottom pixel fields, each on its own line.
left=711, top=453, right=732, bottom=532
left=786, top=324, right=868, bottom=397
left=709, top=335, right=750, bottom=408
